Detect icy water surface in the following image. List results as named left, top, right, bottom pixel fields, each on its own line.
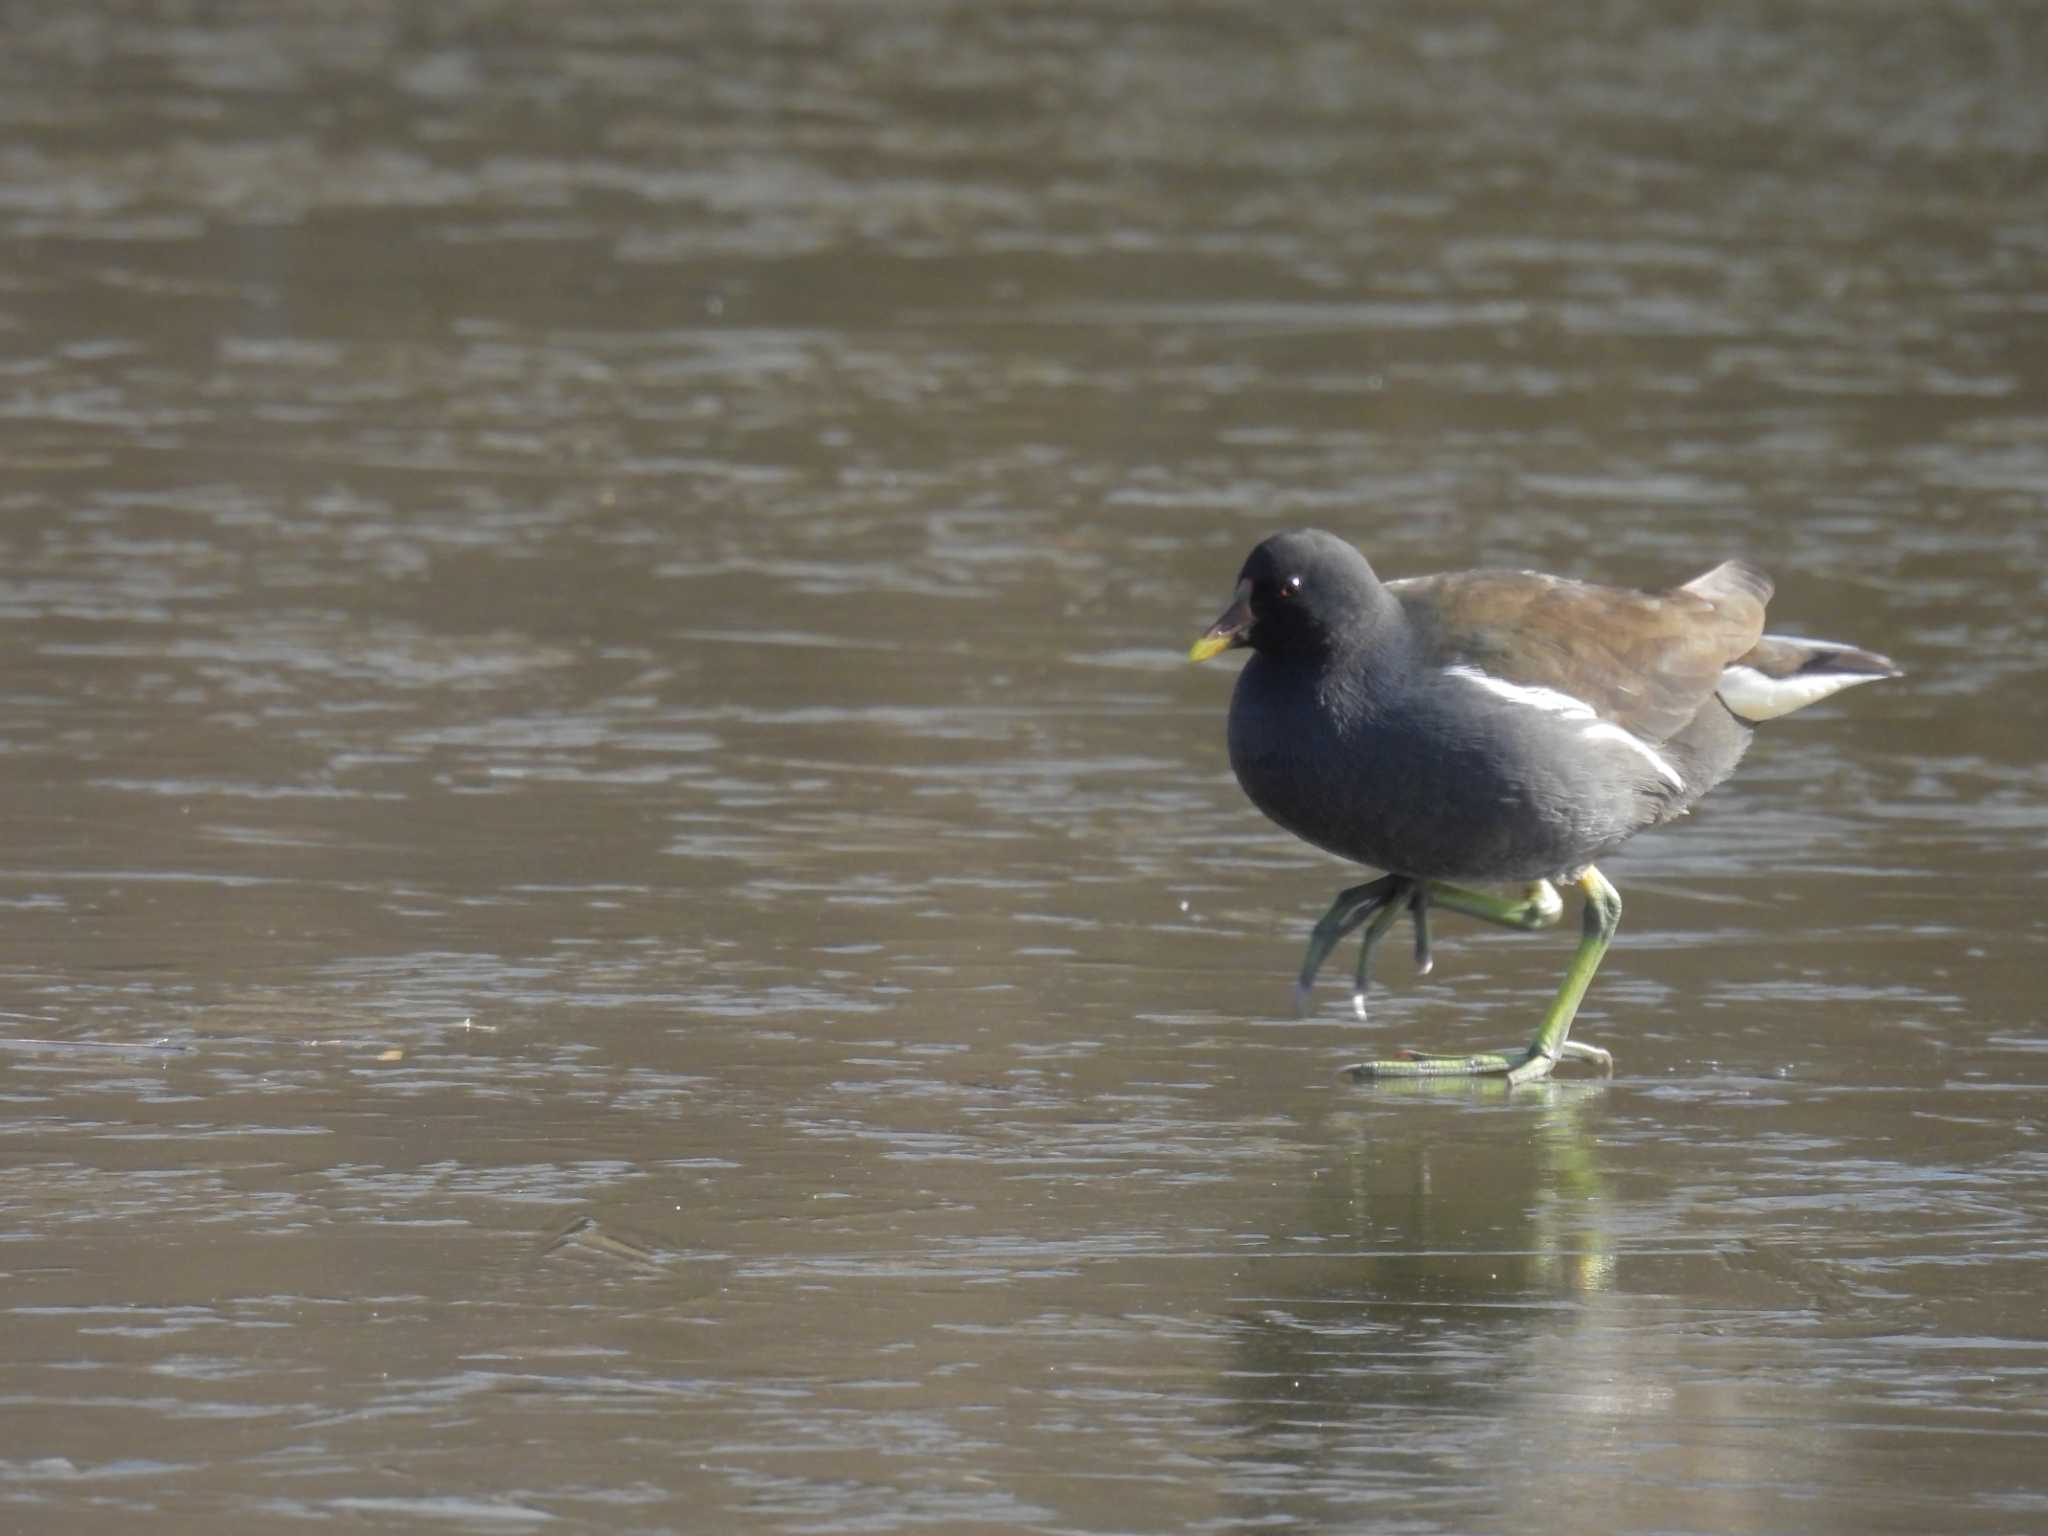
left=3, top=4, right=2046, bottom=1532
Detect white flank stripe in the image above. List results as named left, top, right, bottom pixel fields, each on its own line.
left=1446, top=665, right=1685, bottom=790
left=1581, top=722, right=1686, bottom=789
left=1716, top=663, right=1877, bottom=722
left=1442, top=665, right=1597, bottom=720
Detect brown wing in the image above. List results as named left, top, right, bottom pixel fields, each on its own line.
left=1388, top=560, right=1771, bottom=743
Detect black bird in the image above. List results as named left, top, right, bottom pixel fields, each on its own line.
left=1189, top=529, right=1899, bottom=1083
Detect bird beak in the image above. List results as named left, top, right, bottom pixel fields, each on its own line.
left=1188, top=580, right=1254, bottom=663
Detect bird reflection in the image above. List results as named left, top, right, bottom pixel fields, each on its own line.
left=1217, top=1088, right=1621, bottom=1518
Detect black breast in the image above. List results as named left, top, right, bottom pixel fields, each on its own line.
left=1226, top=653, right=1675, bottom=883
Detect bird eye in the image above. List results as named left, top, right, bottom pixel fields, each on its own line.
left=1279, top=574, right=1303, bottom=599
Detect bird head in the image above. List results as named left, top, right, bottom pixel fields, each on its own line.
left=1189, top=529, right=1384, bottom=664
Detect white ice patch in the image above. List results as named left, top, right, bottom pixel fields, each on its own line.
left=1445, top=665, right=1685, bottom=790
left=1716, top=662, right=1878, bottom=721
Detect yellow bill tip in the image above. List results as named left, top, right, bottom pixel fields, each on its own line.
left=1188, top=633, right=1234, bottom=663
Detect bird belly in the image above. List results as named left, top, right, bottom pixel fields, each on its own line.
left=1226, top=670, right=1652, bottom=883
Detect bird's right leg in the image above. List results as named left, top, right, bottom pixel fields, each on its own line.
left=1344, top=880, right=1558, bottom=1021
left=1295, top=878, right=1559, bottom=1021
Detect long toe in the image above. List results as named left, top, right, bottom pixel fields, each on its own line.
left=1346, top=1048, right=1524, bottom=1080
left=1347, top=1039, right=1612, bottom=1083
left=1557, top=1040, right=1614, bottom=1073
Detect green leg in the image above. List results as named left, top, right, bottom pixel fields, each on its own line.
left=1347, top=867, right=1621, bottom=1085
left=1298, top=877, right=1556, bottom=1018
left=1388, top=877, right=1560, bottom=1008
left=1427, top=878, right=1564, bottom=933
left=1293, top=875, right=1407, bottom=1014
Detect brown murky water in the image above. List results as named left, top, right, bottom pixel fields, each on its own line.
left=3, top=4, right=2045, bottom=1532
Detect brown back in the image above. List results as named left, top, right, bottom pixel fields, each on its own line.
left=1389, top=560, right=1771, bottom=743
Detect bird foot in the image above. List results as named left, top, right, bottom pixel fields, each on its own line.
left=1346, top=1038, right=1613, bottom=1086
